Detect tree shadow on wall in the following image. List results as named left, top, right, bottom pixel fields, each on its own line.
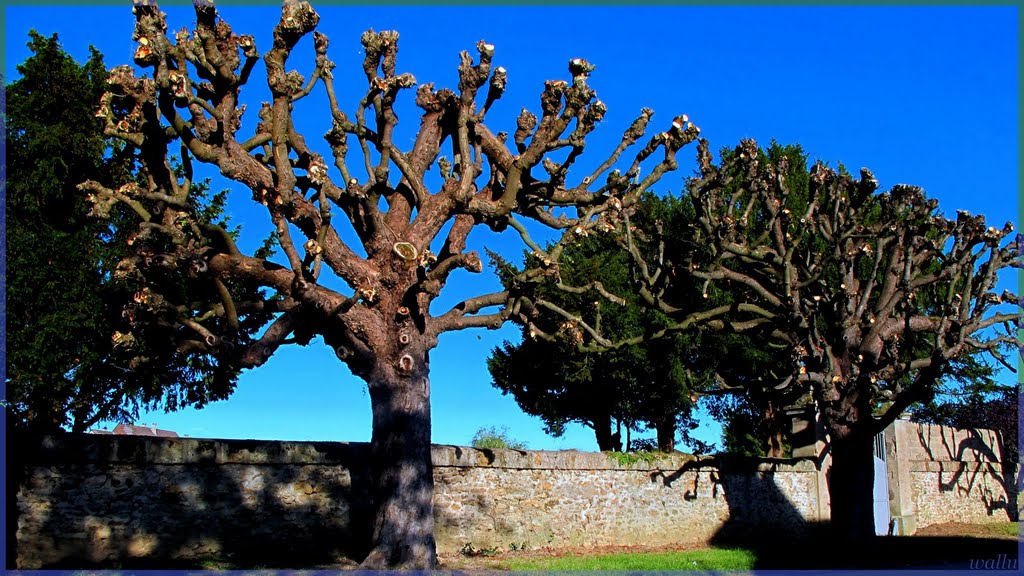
left=652, top=455, right=828, bottom=569
left=917, top=424, right=1020, bottom=522
left=12, top=433, right=377, bottom=569
left=654, top=456, right=1019, bottom=570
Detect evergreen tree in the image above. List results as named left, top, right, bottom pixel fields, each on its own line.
left=5, top=31, right=127, bottom=435
left=488, top=194, right=767, bottom=453
left=5, top=32, right=269, bottom=435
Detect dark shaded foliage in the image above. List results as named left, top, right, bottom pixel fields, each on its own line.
left=5, top=32, right=272, bottom=436
left=488, top=194, right=741, bottom=453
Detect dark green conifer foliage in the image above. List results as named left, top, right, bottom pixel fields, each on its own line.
left=6, top=32, right=121, bottom=434
left=5, top=33, right=270, bottom=434
left=488, top=194, right=769, bottom=453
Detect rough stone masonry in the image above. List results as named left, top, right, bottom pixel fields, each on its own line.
left=12, top=420, right=1017, bottom=568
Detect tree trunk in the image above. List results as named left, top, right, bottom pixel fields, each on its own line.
left=656, top=418, right=676, bottom=452
left=359, top=356, right=437, bottom=569
left=827, top=429, right=877, bottom=544
left=593, top=412, right=616, bottom=451
left=765, top=430, right=785, bottom=458
left=764, top=401, right=785, bottom=458
left=613, top=419, right=623, bottom=451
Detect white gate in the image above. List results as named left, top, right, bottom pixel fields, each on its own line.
left=872, top=431, right=891, bottom=535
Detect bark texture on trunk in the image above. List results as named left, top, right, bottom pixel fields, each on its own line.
left=593, top=412, right=617, bottom=452
left=656, top=419, right=676, bottom=452
left=359, top=357, right=437, bottom=569
left=764, top=401, right=786, bottom=458
left=827, top=429, right=876, bottom=544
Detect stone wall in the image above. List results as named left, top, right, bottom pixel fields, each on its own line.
left=885, top=420, right=1019, bottom=533
left=13, top=436, right=375, bottom=568
left=432, top=448, right=821, bottom=551
left=13, top=434, right=824, bottom=568
left=13, top=422, right=1017, bottom=568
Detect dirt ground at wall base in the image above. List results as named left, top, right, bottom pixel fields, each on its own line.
left=439, top=521, right=1022, bottom=570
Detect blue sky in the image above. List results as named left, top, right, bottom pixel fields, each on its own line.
left=4, top=3, right=1019, bottom=451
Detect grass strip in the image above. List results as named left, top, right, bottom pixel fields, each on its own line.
left=503, top=547, right=756, bottom=570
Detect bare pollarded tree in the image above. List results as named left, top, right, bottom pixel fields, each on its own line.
left=80, top=0, right=705, bottom=567
left=623, top=138, right=1020, bottom=542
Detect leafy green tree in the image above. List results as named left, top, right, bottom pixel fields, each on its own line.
left=471, top=426, right=527, bottom=450
left=489, top=336, right=630, bottom=451
left=4, top=31, right=121, bottom=567
left=4, top=32, right=270, bottom=436
left=488, top=194, right=771, bottom=453
left=700, top=333, right=800, bottom=458
left=703, top=396, right=765, bottom=457
left=489, top=330, right=703, bottom=452
left=487, top=199, right=666, bottom=451
left=5, top=31, right=133, bottom=435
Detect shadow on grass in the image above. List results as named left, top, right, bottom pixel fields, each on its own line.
left=711, top=525, right=1019, bottom=570
left=673, top=454, right=1022, bottom=570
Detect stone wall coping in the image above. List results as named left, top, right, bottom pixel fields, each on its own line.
left=431, top=444, right=818, bottom=472
left=26, top=434, right=817, bottom=472
left=27, top=434, right=369, bottom=465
